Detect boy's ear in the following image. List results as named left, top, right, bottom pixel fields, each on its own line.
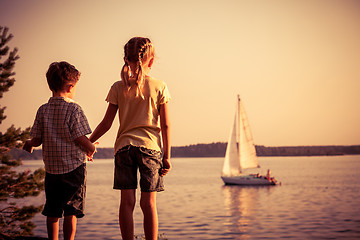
left=65, top=85, right=73, bottom=93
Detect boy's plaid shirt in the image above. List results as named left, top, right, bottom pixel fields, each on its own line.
left=30, top=97, right=92, bottom=174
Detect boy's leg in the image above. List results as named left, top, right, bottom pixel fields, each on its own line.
left=140, top=192, right=158, bottom=240
left=46, top=217, right=59, bottom=240
left=63, top=215, right=77, bottom=240
left=119, top=189, right=136, bottom=240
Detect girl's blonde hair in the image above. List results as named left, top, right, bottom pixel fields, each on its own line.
left=120, top=37, right=154, bottom=98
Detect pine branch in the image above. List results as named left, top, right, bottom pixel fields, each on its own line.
left=0, top=26, right=44, bottom=238
left=0, top=125, right=30, bottom=148
left=0, top=26, right=19, bottom=99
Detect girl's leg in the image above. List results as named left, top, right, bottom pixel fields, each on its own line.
left=140, top=192, right=158, bottom=240
left=63, top=215, right=77, bottom=240
left=119, top=189, right=136, bottom=240
left=46, top=217, right=59, bottom=240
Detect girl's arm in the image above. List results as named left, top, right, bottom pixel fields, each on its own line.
left=89, top=103, right=118, bottom=143
left=159, top=102, right=171, bottom=176
left=75, top=135, right=97, bottom=161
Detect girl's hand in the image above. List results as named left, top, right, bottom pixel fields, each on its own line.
left=87, top=142, right=99, bottom=162
left=160, top=158, right=172, bottom=176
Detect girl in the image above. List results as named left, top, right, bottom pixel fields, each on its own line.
left=89, top=37, right=171, bottom=240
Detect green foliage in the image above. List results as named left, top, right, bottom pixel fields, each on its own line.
left=0, top=26, right=45, bottom=239
left=0, top=125, right=31, bottom=150
left=134, top=233, right=168, bottom=240
left=0, top=205, right=43, bottom=237
left=0, top=26, right=19, bottom=125
left=0, top=167, right=45, bottom=201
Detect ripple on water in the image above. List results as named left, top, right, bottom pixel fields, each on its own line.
left=25, top=157, right=360, bottom=239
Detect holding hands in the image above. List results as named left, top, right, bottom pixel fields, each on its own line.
left=86, top=142, right=99, bottom=162
left=23, top=137, right=99, bottom=162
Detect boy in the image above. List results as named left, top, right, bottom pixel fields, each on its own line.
left=23, top=61, right=96, bottom=240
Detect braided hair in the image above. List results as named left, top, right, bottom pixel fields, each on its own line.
left=120, top=37, right=154, bottom=98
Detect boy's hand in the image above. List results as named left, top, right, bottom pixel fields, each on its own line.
left=23, top=140, right=34, bottom=153
left=160, top=158, right=171, bottom=176
left=87, top=142, right=99, bottom=162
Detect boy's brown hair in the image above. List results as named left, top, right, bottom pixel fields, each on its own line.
left=46, top=61, right=80, bottom=92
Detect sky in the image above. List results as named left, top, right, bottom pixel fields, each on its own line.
left=0, top=0, right=359, bottom=148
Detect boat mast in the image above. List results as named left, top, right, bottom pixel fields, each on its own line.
left=237, top=95, right=241, bottom=173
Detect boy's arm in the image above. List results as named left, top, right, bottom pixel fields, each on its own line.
left=75, top=135, right=97, bottom=161
left=89, top=103, right=118, bottom=143
left=159, top=102, right=171, bottom=176
left=23, top=137, right=42, bottom=153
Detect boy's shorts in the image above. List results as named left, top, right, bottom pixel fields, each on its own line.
left=114, top=145, right=164, bottom=192
left=42, top=163, right=86, bottom=218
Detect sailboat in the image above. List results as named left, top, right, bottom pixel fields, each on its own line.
left=221, top=95, right=278, bottom=185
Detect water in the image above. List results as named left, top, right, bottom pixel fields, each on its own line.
left=18, top=156, right=360, bottom=239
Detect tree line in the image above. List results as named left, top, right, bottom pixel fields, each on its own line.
left=11, top=142, right=360, bottom=160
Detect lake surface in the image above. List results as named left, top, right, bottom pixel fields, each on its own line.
left=19, top=156, right=360, bottom=239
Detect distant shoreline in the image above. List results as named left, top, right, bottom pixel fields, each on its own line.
left=10, top=143, right=360, bottom=160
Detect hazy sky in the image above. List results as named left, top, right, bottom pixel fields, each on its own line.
left=1, top=0, right=359, bottom=148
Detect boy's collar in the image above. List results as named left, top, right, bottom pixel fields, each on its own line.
left=49, top=96, right=75, bottom=103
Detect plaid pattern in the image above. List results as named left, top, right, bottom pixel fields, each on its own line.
left=31, top=97, right=92, bottom=174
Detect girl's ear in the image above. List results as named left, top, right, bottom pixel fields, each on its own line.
left=148, top=57, right=154, bottom=68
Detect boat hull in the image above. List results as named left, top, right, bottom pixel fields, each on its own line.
left=221, top=174, right=277, bottom=185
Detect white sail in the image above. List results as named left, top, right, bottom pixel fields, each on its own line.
left=222, top=96, right=258, bottom=177
left=222, top=113, right=241, bottom=176
left=238, top=99, right=258, bottom=169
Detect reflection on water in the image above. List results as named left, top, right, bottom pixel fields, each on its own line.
left=17, top=156, right=360, bottom=239
left=222, top=185, right=276, bottom=239
left=223, top=186, right=255, bottom=237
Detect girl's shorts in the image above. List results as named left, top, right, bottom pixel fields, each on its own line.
left=114, top=145, right=164, bottom=192
left=42, top=163, right=86, bottom=218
